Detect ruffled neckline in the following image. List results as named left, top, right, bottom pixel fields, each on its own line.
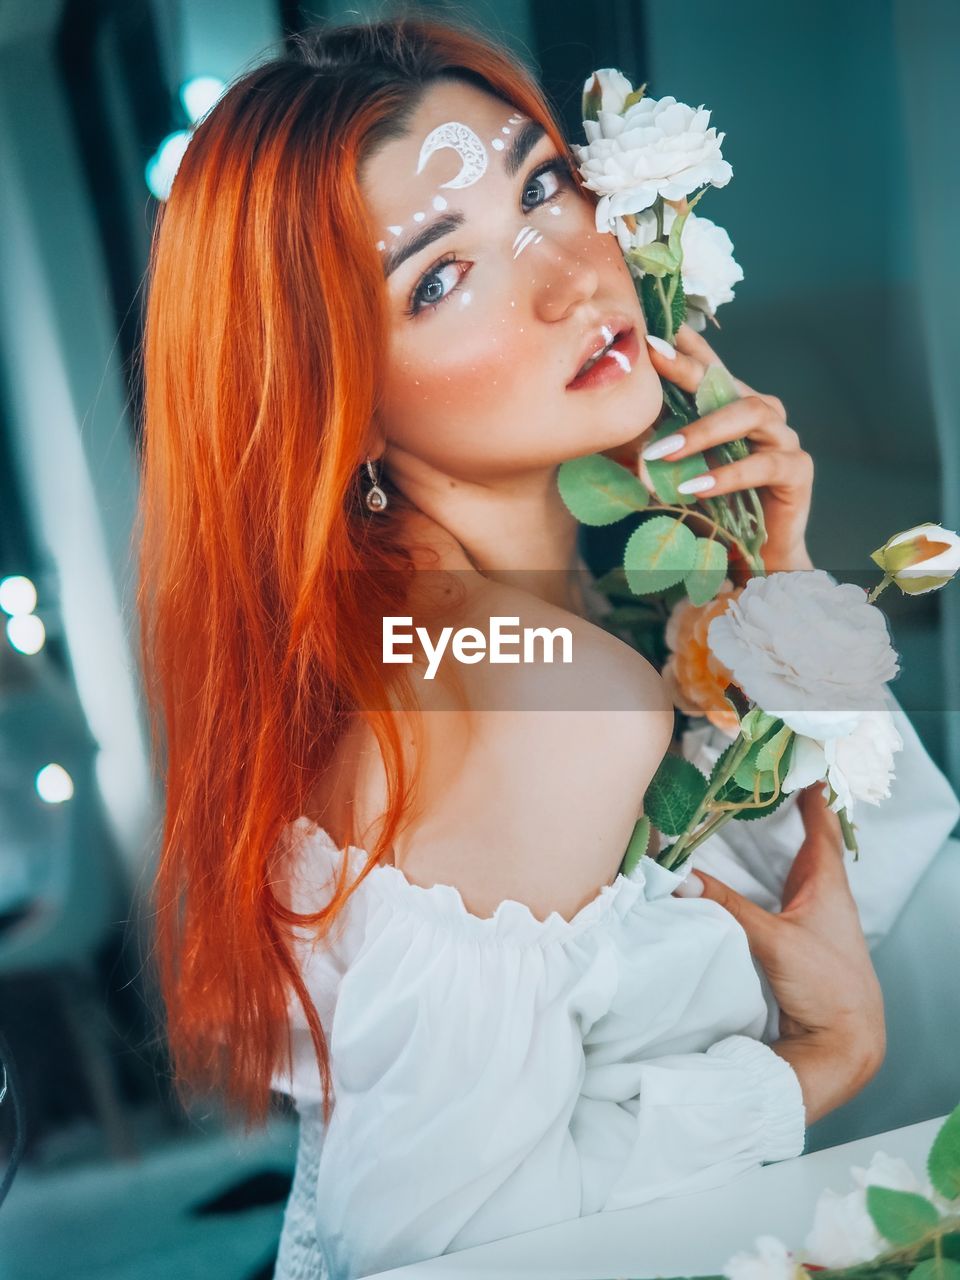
left=288, top=817, right=689, bottom=947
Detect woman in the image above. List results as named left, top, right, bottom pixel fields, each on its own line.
left=136, top=13, right=954, bottom=1279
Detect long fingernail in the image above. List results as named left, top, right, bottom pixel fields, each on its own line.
left=645, top=335, right=676, bottom=360
left=675, top=872, right=704, bottom=897
left=642, top=432, right=685, bottom=461
left=677, top=474, right=716, bottom=495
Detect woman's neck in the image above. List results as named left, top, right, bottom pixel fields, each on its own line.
left=394, top=464, right=585, bottom=613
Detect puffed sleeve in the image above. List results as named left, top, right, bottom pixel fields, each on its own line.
left=285, top=856, right=805, bottom=1280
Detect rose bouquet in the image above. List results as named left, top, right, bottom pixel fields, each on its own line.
left=613, top=527, right=960, bottom=877
left=555, top=65, right=960, bottom=875
left=568, top=68, right=766, bottom=574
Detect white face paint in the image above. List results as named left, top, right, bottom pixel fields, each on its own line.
left=380, top=114, right=528, bottom=241
left=512, top=226, right=543, bottom=259
left=415, top=121, right=488, bottom=189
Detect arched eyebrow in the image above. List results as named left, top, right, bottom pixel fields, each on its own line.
left=382, top=120, right=548, bottom=279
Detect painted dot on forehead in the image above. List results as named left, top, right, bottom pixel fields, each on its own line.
left=432, top=195, right=447, bottom=211
left=501, top=126, right=511, bottom=134
left=491, top=138, right=505, bottom=151
left=412, top=211, right=426, bottom=222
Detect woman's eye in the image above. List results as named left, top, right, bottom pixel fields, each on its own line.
left=521, top=158, right=574, bottom=212
left=406, top=255, right=468, bottom=318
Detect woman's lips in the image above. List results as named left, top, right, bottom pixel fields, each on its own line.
left=565, top=327, right=641, bottom=391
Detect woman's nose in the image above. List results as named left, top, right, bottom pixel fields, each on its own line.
left=526, top=234, right=601, bottom=324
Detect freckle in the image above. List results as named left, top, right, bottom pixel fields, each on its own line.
left=412, top=211, right=426, bottom=222
left=432, top=195, right=447, bottom=211
left=492, top=138, right=505, bottom=151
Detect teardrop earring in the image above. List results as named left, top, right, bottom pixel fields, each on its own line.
left=364, top=457, right=388, bottom=513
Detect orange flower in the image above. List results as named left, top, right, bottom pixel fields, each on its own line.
left=662, top=583, right=741, bottom=735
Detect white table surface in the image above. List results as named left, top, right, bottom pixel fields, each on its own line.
left=367, top=1114, right=947, bottom=1279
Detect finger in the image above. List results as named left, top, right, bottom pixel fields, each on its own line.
left=674, top=325, right=788, bottom=421
left=644, top=335, right=708, bottom=396
left=641, top=397, right=799, bottom=462
left=671, top=448, right=813, bottom=499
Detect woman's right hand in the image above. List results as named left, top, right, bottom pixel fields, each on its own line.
left=675, top=786, right=886, bottom=1124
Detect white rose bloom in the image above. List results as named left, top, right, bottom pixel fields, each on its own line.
left=582, top=68, right=635, bottom=117
left=574, top=95, right=733, bottom=233
left=804, top=1152, right=951, bottom=1268
left=723, top=1235, right=800, bottom=1280
left=706, top=571, right=899, bottom=740
left=783, top=710, right=903, bottom=816
left=615, top=205, right=744, bottom=329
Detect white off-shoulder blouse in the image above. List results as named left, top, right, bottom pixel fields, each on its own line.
left=270, top=819, right=807, bottom=1280
left=269, top=680, right=959, bottom=1280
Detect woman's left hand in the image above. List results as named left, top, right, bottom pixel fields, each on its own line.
left=642, top=323, right=815, bottom=573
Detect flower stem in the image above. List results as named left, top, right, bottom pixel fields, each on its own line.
left=867, top=575, right=892, bottom=603
left=660, top=734, right=754, bottom=870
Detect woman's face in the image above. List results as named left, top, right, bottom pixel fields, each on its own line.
left=359, top=77, right=663, bottom=485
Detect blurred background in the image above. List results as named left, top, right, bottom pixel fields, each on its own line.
left=0, top=0, right=957, bottom=1277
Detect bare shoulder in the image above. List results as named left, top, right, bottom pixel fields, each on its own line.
left=392, top=577, right=674, bottom=922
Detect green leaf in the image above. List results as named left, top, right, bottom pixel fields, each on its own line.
left=684, top=538, right=728, bottom=605
left=739, top=707, right=779, bottom=742
left=645, top=417, right=711, bottom=508
left=908, top=1258, right=960, bottom=1280
left=867, top=1185, right=942, bottom=1245
left=756, top=724, right=793, bottom=774
left=929, top=1102, right=960, bottom=1201
left=623, top=516, right=697, bottom=596
left=639, top=272, right=687, bottom=340
left=620, top=815, right=651, bottom=877
left=623, top=84, right=647, bottom=110
left=645, top=755, right=709, bottom=836
left=557, top=455, right=649, bottom=526
left=695, top=364, right=741, bottom=417
left=627, top=241, right=680, bottom=278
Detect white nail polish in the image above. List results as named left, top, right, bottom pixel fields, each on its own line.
left=676, top=474, right=717, bottom=495
left=645, top=334, right=676, bottom=360
left=642, top=433, right=685, bottom=462
left=675, top=872, right=704, bottom=898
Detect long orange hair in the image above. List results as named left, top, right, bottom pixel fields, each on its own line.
left=137, top=10, right=581, bottom=1130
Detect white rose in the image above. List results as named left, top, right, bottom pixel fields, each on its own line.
left=782, top=710, right=903, bottom=816
left=582, top=68, right=635, bottom=117
left=615, top=205, right=744, bottom=328
left=803, top=1152, right=951, bottom=1268
left=574, top=95, right=733, bottom=233
left=706, top=571, right=899, bottom=740
left=723, top=1235, right=801, bottom=1280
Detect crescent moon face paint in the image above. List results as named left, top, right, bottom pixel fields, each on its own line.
left=415, top=121, right=489, bottom=190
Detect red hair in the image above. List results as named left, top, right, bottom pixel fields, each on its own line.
left=137, top=10, right=581, bottom=1129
